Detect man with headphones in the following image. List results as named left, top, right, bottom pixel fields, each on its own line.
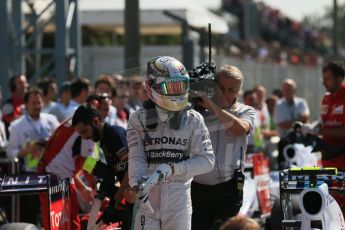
left=2, top=74, right=29, bottom=131
left=37, top=77, right=58, bottom=113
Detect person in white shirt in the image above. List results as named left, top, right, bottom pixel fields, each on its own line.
left=274, top=78, right=310, bottom=138
left=6, top=88, right=60, bottom=172
left=0, top=121, right=6, bottom=150
left=50, top=81, right=71, bottom=122
left=274, top=79, right=310, bottom=169
left=253, top=85, right=270, bottom=129
left=127, top=75, right=145, bottom=113
left=65, top=78, right=90, bottom=118
left=94, top=75, right=118, bottom=125
left=37, top=77, right=57, bottom=113
left=243, top=89, right=261, bottom=153
left=0, top=88, right=7, bottom=149
left=6, top=87, right=59, bottom=225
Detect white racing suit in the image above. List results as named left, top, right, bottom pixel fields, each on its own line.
left=128, top=107, right=215, bottom=230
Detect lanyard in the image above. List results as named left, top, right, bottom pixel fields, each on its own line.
left=0, top=123, right=6, bottom=146
left=24, top=111, right=47, bottom=140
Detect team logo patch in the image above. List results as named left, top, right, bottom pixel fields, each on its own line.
left=332, top=105, right=344, bottom=115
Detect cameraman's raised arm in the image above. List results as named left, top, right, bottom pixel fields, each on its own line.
left=197, top=65, right=255, bottom=136
left=199, top=97, right=251, bottom=135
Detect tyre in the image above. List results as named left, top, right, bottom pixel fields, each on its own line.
left=0, top=223, right=39, bottom=230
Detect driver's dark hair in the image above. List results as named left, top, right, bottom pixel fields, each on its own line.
left=72, top=104, right=103, bottom=127
left=322, top=61, right=345, bottom=79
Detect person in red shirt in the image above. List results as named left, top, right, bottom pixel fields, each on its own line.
left=303, top=61, right=345, bottom=167
left=2, top=75, right=29, bottom=130
left=319, top=61, right=345, bottom=168
left=303, top=60, right=345, bottom=211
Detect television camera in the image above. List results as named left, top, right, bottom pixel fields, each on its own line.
left=188, top=23, right=217, bottom=112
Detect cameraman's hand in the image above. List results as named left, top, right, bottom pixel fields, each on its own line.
left=192, top=91, right=214, bottom=111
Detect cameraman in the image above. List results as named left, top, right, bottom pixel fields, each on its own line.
left=191, top=65, right=256, bottom=230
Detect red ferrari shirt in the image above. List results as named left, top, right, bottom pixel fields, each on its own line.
left=321, top=83, right=345, bottom=145
left=2, top=94, right=24, bottom=127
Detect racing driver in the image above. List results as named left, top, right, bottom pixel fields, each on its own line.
left=127, top=56, right=215, bottom=230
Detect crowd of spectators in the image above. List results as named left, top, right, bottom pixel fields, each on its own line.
left=221, top=0, right=334, bottom=66
left=0, top=74, right=146, bottom=134
left=0, top=73, right=149, bottom=226
left=225, top=38, right=325, bottom=66
left=241, top=79, right=312, bottom=170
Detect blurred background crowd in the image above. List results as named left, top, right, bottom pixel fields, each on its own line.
left=0, top=72, right=310, bottom=178
left=220, top=0, right=344, bottom=66
left=0, top=0, right=345, bottom=228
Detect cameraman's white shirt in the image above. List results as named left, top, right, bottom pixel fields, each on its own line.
left=193, top=102, right=256, bottom=185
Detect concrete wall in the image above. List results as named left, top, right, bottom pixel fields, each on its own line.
left=82, top=46, right=183, bottom=78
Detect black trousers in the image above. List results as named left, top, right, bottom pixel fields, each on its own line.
left=191, top=178, right=242, bottom=230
